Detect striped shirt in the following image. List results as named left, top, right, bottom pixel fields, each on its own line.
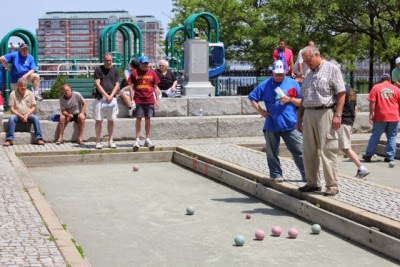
left=301, top=60, right=345, bottom=108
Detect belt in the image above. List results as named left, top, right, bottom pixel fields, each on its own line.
left=306, top=105, right=335, bottom=110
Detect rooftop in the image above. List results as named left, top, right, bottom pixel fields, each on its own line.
left=40, top=10, right=133, bottom=20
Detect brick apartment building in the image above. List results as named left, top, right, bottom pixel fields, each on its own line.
left=132, top=15, right=164, bottom=63
left=36, top=11, right=164, bottom=61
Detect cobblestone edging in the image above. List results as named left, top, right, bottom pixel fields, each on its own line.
left=0, top=149, right=65, bottom=266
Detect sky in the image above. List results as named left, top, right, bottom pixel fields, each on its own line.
left=0, top=0, right=174, bottom=39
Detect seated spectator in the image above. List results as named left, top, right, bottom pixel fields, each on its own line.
left=155, top=59, right=177, bottom=98
left=0, top=43, right=42, bottom=100
left=4, top=78, right=45, bottom=146
left=56, top=84, right=87, bottom=145
left=119, top=58, right=139, bottom=112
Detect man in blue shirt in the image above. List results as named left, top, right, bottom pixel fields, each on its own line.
left=248, top=60, right=305, bottom=182
left=0, top=43, right=42, bottom=100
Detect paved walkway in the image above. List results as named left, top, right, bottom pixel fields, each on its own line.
left=1, top=135, right=399, bottom=265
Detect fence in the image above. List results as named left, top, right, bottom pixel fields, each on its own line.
left=37, top=75, right=381, bottom=97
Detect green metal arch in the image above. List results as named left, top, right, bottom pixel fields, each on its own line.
left=165, top=26, right=184, bottom=68
left=0, top=28, right=38, bottom=65
left=183, top=12, right=220, bottom=42
left=100, top=22, right=142, bottom=68
left=110, top=22, right=142, bottom=59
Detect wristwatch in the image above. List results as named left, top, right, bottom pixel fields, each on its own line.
left=334, top=113, right=342, bottom=117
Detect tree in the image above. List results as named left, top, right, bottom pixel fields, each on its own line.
left=170, top=0, right=400, bottom=76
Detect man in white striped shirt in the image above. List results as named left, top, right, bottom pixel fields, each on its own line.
left=296, top=46, right=346, bottom=196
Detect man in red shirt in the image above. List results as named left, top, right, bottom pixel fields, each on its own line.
left=130, top=56, right=160, bottom=150
left=363, top=74, right=400, bottom=166
left=272, top=38, right=294, bottom=76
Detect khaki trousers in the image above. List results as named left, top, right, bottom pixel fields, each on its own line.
left=303, top=108, right=339, bottom=188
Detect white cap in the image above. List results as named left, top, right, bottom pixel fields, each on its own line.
left=396, top=57, right=400, bottom=65
left=272, top=60, right=286, bottom=74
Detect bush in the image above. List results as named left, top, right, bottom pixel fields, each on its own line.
left=42, top=75, right=68, bottom=99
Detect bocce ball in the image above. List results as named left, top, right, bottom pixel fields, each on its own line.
left=389, top=161, right=395, bottom=168
left=186, top=206, right=195, bottom=215
left=255, top=229, right=266, bottom=240
left=245, top=214, right=251, bottom=219
left=234, top=235, right=245, bottom=246
left=132, top=165, right=139, bottom=171
left=311, top=224, right=321, bottom=234
left=288, top=228, right=298, bottom=239
left=271, top=226, right=282, bottom=237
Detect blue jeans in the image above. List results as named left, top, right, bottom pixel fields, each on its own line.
left=365, top=121, right=399, bottom=160
left=6, top=114, right=43, bottom=141
left=263, top=129, right=305, bottom=179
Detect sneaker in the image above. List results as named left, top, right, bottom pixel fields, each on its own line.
left=35, top=139, right=45, bottom=146
left=362, top=154, right=372, bottom=162
left=144, top=139, right=154, bottom=148
left=109, top=141, right=117, bottom=149
left=355, top=168, right=370, bottom=179
left=273, top=177, right=284, bottom=183
left=95, top=143, right=103, bottom=149
left=3, top=140, right=13, bottom=147
left=133, top=140, right=140, bottom=149
left=35, top=94, right=43, bottom=101
left=298, top=185, right=322, bottom=192
left=384, top=158, right=391, bottom=163
left=323, top=187, right=339, bottom=196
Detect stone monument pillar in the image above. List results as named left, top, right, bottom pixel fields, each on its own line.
left=183, top=39, right=215, bottom=97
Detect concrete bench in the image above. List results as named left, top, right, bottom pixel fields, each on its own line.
left=0, top=116, right=266, bottom=143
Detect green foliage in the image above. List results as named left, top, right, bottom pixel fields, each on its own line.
left=71, top=238, right=85, bottom=258
left=41, top=75, right=68, bottom=99
left=170, top=0, right=400, bottom=70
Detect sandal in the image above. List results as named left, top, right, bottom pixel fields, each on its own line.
left=77, top=140, right=84, bottom=145
left=55, top=140, right=63, bottom=145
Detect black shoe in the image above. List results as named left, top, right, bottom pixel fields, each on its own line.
left=298, top=185, right=322, bottom=192
left=362, top=154, right=371, bottom=162
left=384, top=158, right=391, bottom=162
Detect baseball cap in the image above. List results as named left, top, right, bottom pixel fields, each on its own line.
left=396, top=57, right=400, bottom=65
left=380, top=73, right=391, bottom=82
left=272, top=60, right=286, bottom=74
left=19, top=43, right=28, bottom=48
left=139, top=56, right=149, bottom=63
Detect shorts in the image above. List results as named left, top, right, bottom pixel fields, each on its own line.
left=338, top=124, right=352, bottom=149
left=93, top=97, right=118, bottom=121
left=10, top=73, right=40, bottom=91
left=133, top=104, right=155, bottom=118
left=69, top=113, right=86, bottom=123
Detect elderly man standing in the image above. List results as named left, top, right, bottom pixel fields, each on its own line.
left=56, top=84, right=87, bottom=145
left=93, top=53, right=120, bottom=149
left=4, top=78, right=45, bottom=146
left=249, top=60, right=305, bottom=182
left=0, top=43, right=42, bottom=100
left=296, top=46, right=346, bottom=196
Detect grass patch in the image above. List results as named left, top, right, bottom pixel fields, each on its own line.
left=47, top=234, right=57, bottom=241
left=62, top=224, right=67, bottom=230
left=71, top=238, right=85, bottom=258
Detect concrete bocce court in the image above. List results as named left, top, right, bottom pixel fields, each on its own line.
left=0, top=95, right=400, bottom=266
